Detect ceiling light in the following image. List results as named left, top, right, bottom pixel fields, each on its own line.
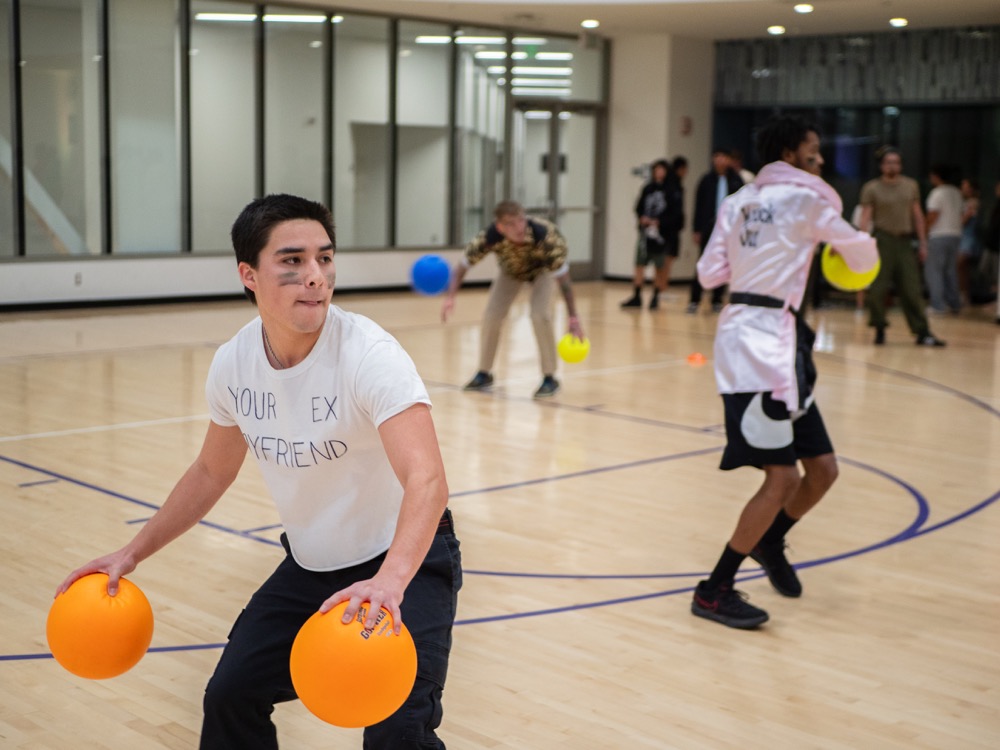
left=767, top=25, right=786, bottom=35
left=523, top=111, right=552, bottom=120
left=474, top=51, right=527, bottom=60
left=455, top=36, right=505, bottom=45
left=512, top=87, right=571, bottom=96
left=486, top=66, right=505, bottom=74
left=331, top=16, right=343, bottom=24
left=262, top=14, right=325, bottom=23
left=511, top=78, right=572, bottom=87
left=511, top=66, right=573, bottom=76
left=195, top=12, right=256, bottom=22
left=536, top=52, right=574, bottom=61
left=415, top=36, right=452, bottom=44
left=194, top=12, right=327, bottom=23
left=581, top=20, right=600, bottom=29
left=513, top=37, right=548, bottom=46
left=889, top=18, right=908, bottom=28
left=794, top=3, right=814, bottom=13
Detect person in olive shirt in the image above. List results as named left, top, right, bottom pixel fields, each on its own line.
left=441, top=200, right=586, bottom=398
left=859, top=147, right=945, bottom=346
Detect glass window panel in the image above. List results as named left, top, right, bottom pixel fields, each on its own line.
left=396, top=21, right=451, bottom=246
left=21, top=0, right=102, bottom=256
left=333, top=15, right=389, bottom=248
left=109, top=0, right=181, bottom=254
left=510, top=35, right=604, bottom=104
left=557, top=111, right=596, bottom=263
left=264, top=6, right=324, bottom=199
left=0, top=1, right=14, bottom=256
left=455, top=26, right=506, bottom=241
left=190, top=1, right=256, bottom=253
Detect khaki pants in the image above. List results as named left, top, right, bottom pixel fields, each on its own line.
left=867, top=231, right=930, bottom=337
left=479, top=270, right=557, bottom=376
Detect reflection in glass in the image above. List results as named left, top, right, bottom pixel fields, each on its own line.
left=264, top=7, right=325, bottom=199
left=557, top=112, right=595, bottom=263
left=190, top=2, right=256, bottom=253
left=21, top=0, right=102, bottom=256
left=110, top=0, right=181, bottom=253
left=396, top=21, right=451, bottom=246
left=455, top=26, right=506, bottom=241
left=333, top=15, right=390, bottom=247
left=0, top=1, right=14, bottom=256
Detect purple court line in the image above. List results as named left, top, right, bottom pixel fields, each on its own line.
left=0, top=454, right=278, bottom=544
left=4, top=360, right=998, bottom=659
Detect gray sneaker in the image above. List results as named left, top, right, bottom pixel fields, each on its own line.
left=533, top=376, right=560, bottom=398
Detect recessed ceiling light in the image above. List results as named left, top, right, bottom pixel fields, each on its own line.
left=767, top=25, right=786, bottom=35
left=581, top=20, right=600, bottom=29
left=794, top=3, right=814, bottom=12
left=889, top=18, right=908, bottom=28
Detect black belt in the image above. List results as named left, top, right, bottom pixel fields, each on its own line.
left=729, top=292, right=784, bottom=309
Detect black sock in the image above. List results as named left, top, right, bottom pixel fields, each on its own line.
left=760, top=509, right=798, bottom=546
left=706, top=544, right=746, bottom=589
left=633, top=285, right=642, bottom=296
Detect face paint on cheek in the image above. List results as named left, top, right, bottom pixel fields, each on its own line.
left=278, top=270, right=301, bottom=286
left=325, top=271, right=336, bottom=290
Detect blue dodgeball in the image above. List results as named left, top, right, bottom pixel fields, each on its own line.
left=410, top=255, right=451, bottom=296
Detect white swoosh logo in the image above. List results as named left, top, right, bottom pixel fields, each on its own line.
left=741, top=393, right=793, bottom=450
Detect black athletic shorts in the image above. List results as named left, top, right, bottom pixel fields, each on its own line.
left=719, top=391, right=834, bottom=470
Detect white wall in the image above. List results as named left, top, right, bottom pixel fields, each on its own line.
left=604, top=32, right=714, bottom=281
left=0, top=248, right=497, bottom=306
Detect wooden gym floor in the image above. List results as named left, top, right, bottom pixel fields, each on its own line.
left=1, top=281, right=998, bottom=749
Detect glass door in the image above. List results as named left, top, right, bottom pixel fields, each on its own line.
left=510, top=103, right=603, bottom=277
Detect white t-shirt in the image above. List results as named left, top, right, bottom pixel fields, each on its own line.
left=926, top=184, right=963, bottom=238
left=698, top=161, right=877, bottom=412
left=206, top=305, right=431, bottom=571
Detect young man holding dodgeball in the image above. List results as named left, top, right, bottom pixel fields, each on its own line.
left=691, top=116, right=877, bottom=629
left=58, top=194, right=462, bottom=748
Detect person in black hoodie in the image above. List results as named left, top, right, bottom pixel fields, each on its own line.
left=688, top=148, right=744, bottom=313
left=621, top=158, right=686, bottom=310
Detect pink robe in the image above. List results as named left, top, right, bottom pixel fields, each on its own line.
left=697, top=161, right=878, bottom=412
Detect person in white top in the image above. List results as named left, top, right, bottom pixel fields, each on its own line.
left=691, top=115, right=877, bottom=630
left=58, top=194, right=462, bottom=749
left=924, top=165, right=964, bottom=313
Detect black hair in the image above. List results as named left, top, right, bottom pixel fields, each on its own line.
left=671, top=156, right=688, bottom=171
left=231, top=194, right=336, bottom=305
left=755, top=114, right=819, bottom=165
left=929, top=163, right=956, bottom=185
left=652, top=159, right=670, bottom=175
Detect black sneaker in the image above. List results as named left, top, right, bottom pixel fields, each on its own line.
left=691, top=581, right=769, bottom=629
left=648, top=294, right=659, bottom=311
left=463, top=371, right=494, bottom=390
left=533, top=375, right=560, bottom=398
left=686, top=302, right=698, bottom=315
left=874, top=327, right=885, bottom=345
left=620, top=294, right=642, bottom=308
left=749, top=541, right=802, bottom=598
left=915, top=334, right=946, bottom=347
